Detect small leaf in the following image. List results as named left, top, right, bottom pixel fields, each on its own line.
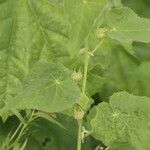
left=62, top=93, right=93, bottom=117
left=78, top=94, right=93, bottom=111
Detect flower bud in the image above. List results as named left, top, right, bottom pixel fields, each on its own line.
left=71, top=70, right=83, bottom=81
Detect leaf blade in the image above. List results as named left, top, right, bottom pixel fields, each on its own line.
left=1, top=62, right=81, bottom=114
left=88, top=91, right=150, bottom=150
left=107, top=7, right=150, bottom=43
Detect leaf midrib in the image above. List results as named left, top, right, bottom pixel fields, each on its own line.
left=4, top=0, right=22, bottom=101
left=26, top=0, right=49, bottom=60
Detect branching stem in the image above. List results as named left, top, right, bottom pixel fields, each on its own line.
left=6, top=110, right=35, bottom=150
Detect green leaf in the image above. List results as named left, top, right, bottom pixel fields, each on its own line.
left=35, top=112, right=64, bottom=128
left=0, top=0, right=68, bottom=119
left=100, top=45, right=140, bottom=100
left=1, top=61, right=81, bottom=114
left=122, top=0, right=150, bottom=19
left=78, top=93, right=93, bottom=111
left=107, top=7, right=150, bottom=43
left=88, top=91, right=150, bottom=150
left=134, top=43, right=150, bottom=62
left=137, top=62, right=150, bottom=97
left=87, top=72, right=105, bottom=96
left=64, top=0, right=112, bottom=57
left=62, top=93, right=93, bottom=118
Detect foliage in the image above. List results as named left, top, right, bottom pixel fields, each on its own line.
left=88, top=91, right=150, bottom=150
left=0, top=0, right=150, bottom=149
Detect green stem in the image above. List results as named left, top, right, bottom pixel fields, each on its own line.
left=14, top=110, right=35, bottom=142
left=76, top=39, right=104, bottom=150
left=82, top=47, right=90, bottom=94
left=92, top=38, right=104, bottom=54
left=7, top=110, right=35, bottom=149
left=10, top=123, right=23, bottom=141
left=77, top=39, right=90, bottom=150
left=77, top=119, right=83, bottom=150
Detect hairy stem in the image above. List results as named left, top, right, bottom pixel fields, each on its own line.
left=77, top=39, right=90, bottom=150
left=82, top=50, right=90, bottom=93
left=77, top=119, right=83, bottom=150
